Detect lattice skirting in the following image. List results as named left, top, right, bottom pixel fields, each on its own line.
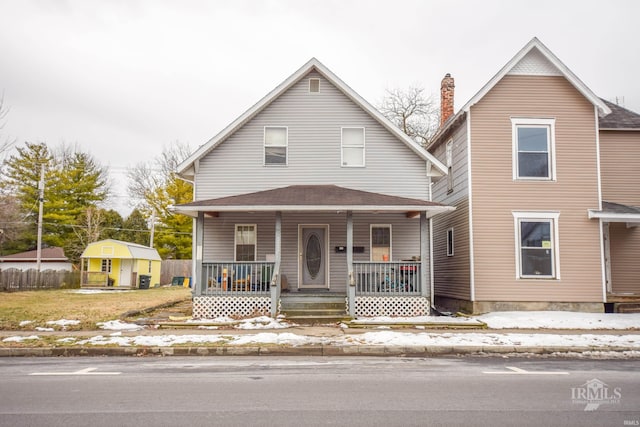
left=193, top=296, right=271, bottom=319
left=354, top=296, right=431, bottom=317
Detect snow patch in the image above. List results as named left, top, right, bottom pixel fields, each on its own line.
left=46, top=319, right=80, bottom=329
left=96, top=320, right=144, bottom=331
left=2, top=335, right=40, bottom=342
left=35, top=327, right=55, bottom=332
left=475, top=311, right=640, bottom=330
left=19, top=320, right=32, bottom=327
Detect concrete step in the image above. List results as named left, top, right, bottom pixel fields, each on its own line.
left=280, top=293, right=348, bottom=322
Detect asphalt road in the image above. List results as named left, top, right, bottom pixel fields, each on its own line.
left=0, top=357, right=638, bottom=427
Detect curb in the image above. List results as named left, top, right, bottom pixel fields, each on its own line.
left=0, top=344, right=637, bottom=358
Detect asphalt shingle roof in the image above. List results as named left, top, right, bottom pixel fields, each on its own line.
left=599, top=99, right=640, bottom=129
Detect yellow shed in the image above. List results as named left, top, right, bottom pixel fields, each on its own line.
left=80, top=239, right=162, bottom=288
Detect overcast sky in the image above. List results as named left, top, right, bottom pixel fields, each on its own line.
left=1, top=0, right=638, bottom=215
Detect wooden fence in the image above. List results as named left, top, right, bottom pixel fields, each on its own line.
left=160, top=260, right=192, bottom=286
left=0, top=269, right=81, bottom=292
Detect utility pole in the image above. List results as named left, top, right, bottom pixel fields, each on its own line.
left=149, top=211, right=155, bottom=248
left=36, top=164, right=45, bottom=272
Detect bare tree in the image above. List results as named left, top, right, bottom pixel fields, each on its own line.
left=127, top=141, right=192, bottom=213
left=378, top=86, right=440, bottom=147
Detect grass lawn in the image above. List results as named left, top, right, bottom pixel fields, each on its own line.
left=0, top=286, right=191, bottom=330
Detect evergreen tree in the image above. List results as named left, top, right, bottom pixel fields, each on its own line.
left=121, top=208, right=150, bottom=245
left=0, top=142, right=53, bottom=251
left=151, top=173, right=193, bottom=259
left=0, top=142, right=109, bottom=261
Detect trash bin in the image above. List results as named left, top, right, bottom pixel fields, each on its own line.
left=171, top=276, right=185, bottom=287
left=139, top=275, right=151, bottom=289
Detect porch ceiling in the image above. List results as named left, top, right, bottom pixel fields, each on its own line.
left=588, top=201, right=640, bottom=223
left=174, top=185, right=454, bottom=218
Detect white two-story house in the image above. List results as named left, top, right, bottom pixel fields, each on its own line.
left=175, top=59, right=452, bottom=320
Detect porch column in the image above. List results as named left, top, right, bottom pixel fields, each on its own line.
left=270, top=211, right=282, bottom=317
left=347, top=210, right=355, bottom=317
left=420, top=211, right=429, bottom=299
left=195, top=212, right=204, bottom=295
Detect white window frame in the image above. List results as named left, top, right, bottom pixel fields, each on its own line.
left=309, top=78, right=320, bottom=93
left=512, top=211, right=560, bottom=280
left=511, top=118, right=556, bottom=181
left=370, top=224, right=392, bottom=262
left=341, top=127, right=365, bottom=167
left=101, top=259, right=112, bottom=273
left=234, top=224, right=257, bottom=262
left=264, top=126, right=288, bottom=166
left=446, top=227, right=454, bottom=257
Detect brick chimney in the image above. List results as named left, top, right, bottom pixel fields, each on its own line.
left=440, top=73, right=455, bottom=126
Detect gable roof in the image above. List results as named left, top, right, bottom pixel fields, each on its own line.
left=599, top=99, right=640, bottom=129
left=430, top=37, right=612, bottom=146
left=175, top=184, right=454, bottom=217
left=177, top=58, right=447, bottom=180
left=81, top=239, right=161, bottom=261
left=0, top=247, right=69, bottom=262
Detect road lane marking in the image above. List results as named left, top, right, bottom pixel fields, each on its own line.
left=29, top=367, right=121, bottom=376
left=483, top=366, right=569, bottom=375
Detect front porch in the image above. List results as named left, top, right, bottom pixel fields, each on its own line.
left=178, top=185, right=454, bottom=320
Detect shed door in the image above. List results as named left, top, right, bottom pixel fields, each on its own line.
left=300, top=226, right=329, bottom=289
left=119, top=260, right=133, bottom=287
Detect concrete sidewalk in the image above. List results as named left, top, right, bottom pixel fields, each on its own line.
left=1, top=322, right=639, bottom=358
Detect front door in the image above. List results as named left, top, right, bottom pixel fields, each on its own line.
left=299, top=225, right=329, bottom=289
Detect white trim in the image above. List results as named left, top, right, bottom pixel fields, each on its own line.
left=177, top=58, right=447, bottom=179
left=430, top=37, right=611, bottom=146
left=587, top=211, right=640, bottom=222
left=174, top=204, right=456, bottom=216
left=603, top=221, right=612, bottom=295
left=263, top=126, right=288, bottom=166
left=467, top=110, right=476, bottom=301
left=446, top=227, right=454, bottom=257
left=446, top=139, right=454, bottom=193
left=595, top=105, right=606, bottom=302
left=298, top=224, right=330, bottom=289
left=234, top=224, right=257, bottom=262
left=429, top=216, right=434, bottom=304
left=370, top=224, right=392, bottom=262
left=512, top=211, right=561, bottom=280
left=341, top=127, right=366, bottom=167
left=309, top=78, right=320, bottom=93
left=511, top=117, right=556, bottom=181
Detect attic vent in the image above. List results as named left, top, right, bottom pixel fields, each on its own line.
left=309, top=78, right=320, bottom=93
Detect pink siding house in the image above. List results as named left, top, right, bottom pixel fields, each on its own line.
left=429, top=38, right=640, bottom=314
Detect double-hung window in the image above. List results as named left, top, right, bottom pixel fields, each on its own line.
left=101, top=259, right=112, bottom=273
left=371, top=225, right=391, bottom=261
left=513, top=212, right=560, bottom=279
left=512, top=118, right=555, bottom=180
left=341, top=127, right=365, bottom=167
left=235, top=224, right=257, bottom=262
left=264, top=127, right=287, bottom=165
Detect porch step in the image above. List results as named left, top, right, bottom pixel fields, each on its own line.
left=280, top=294, right=349, bottom=324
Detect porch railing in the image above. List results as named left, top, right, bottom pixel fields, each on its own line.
left=353, top=261, right=421, bottom=296
left=202, top=262, right=275, bottom=296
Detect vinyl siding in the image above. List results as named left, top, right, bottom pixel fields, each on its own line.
left=430, top=120, right=471, bottom=300
left=600, top=130, right=640, bottom=206
left=470, top=75, right=603, bottom=302
left=608, top=223, right=640, bottom=294
left=204, top=212, right=428, bottom=292
left=195, top=70, right=429, bottom=201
